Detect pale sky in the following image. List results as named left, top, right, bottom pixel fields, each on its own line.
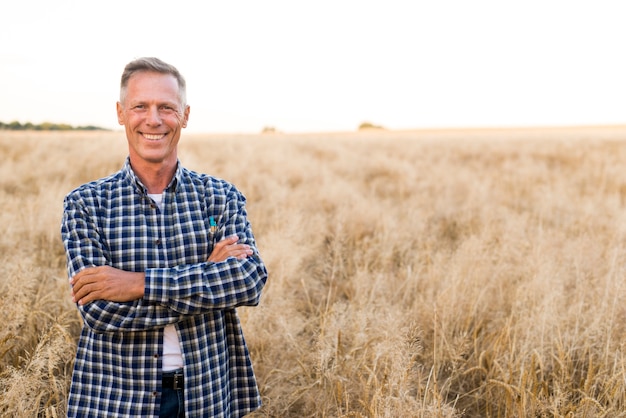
left=1, top=0, right=625, bottom=133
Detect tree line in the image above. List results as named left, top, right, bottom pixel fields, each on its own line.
left=0, top=120, right=106, bottom=131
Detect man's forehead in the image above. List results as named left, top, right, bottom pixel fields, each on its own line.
left=126, top=73, right=181, bottom=99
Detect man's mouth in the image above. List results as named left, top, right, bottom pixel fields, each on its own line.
left=143, top=133, right=166, bottom=140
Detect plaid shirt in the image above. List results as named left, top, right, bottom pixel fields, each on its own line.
left=61, top=158, right=267, bottom=417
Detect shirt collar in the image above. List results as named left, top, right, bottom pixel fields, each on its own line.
left=122, top=157, right=182, bottom=195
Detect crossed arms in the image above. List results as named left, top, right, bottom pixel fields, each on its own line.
left=71, top=235, right=253, bottom=305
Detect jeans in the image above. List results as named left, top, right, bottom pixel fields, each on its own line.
left=160, top=371, right=184, bottom=418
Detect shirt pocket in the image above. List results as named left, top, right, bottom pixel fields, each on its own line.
left=169, top=203, right=211, bottom=264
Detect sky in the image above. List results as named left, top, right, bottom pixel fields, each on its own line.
left=1, top=0, right=625, bottom=134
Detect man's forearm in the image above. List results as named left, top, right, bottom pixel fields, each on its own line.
left=71, top=266, right=145, bottom=305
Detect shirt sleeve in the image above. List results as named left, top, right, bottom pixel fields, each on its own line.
left=142, top=185, right=268, bottom=314
left=61, top=193, right=186, bottom=333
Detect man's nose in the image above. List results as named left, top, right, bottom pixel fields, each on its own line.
left=146, top=106, right=162, bottom=125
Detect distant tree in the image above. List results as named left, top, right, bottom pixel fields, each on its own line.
left=261, top=126, right=277, bottom=134
left=358, top=121, right=385, bottom=130
left=0, top=120, right=107, bottom=131
left=42, top=122, right=74, bottom=130
left=8, top=120, right=23, bottom=130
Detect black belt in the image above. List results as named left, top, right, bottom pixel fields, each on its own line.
left=162, top=370, right=184, bottom=390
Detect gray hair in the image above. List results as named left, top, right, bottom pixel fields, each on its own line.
left=119, top=57, right=187, bottom=107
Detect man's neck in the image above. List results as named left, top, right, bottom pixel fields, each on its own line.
left=130, top=158, right=177, bottom=194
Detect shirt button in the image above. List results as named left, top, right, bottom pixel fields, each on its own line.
left=153, top=391, right=158, bottom=397
left=155, top=239, right=161, bottom=245
left=153, top=354, right=159, bottom=359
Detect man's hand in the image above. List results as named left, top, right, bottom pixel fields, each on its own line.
left=71, top=266, right=145, bottom=306
left=208, top=235, right=253, bottom=263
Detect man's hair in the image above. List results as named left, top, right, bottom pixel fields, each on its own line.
left=119, top=57, right=187, bottom=107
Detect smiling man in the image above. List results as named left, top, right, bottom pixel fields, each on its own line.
left=61, top=57, right=268, bottom=417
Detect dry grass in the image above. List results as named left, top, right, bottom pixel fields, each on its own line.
left=2, top=126, right=626, bottom=417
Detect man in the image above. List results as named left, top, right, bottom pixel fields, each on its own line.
left=61, top=57, right=268, bottom=417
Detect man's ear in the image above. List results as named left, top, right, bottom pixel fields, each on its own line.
left=116, top=102, right=125, bottom=125
left=181, top=105, right=190, bottom=128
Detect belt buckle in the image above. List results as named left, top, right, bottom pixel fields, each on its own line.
left=172, top=373, right=183, bottom=390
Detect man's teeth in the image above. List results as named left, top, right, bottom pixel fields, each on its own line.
left=144, top=134, right=163, bottom=140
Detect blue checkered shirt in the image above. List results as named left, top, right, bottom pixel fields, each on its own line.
left=61, top=158, right=268, bottom=417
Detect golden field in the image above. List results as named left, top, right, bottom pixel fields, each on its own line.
left=2, top=126, right=626, bottom=417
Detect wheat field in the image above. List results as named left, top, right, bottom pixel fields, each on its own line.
left=2, top=126, right=626, bottom=417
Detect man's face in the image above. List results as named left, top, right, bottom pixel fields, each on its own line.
left=116, top=71, right=190, bottom=167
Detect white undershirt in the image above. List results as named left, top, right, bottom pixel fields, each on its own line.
left=148, top=193, right=183, bottom=371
